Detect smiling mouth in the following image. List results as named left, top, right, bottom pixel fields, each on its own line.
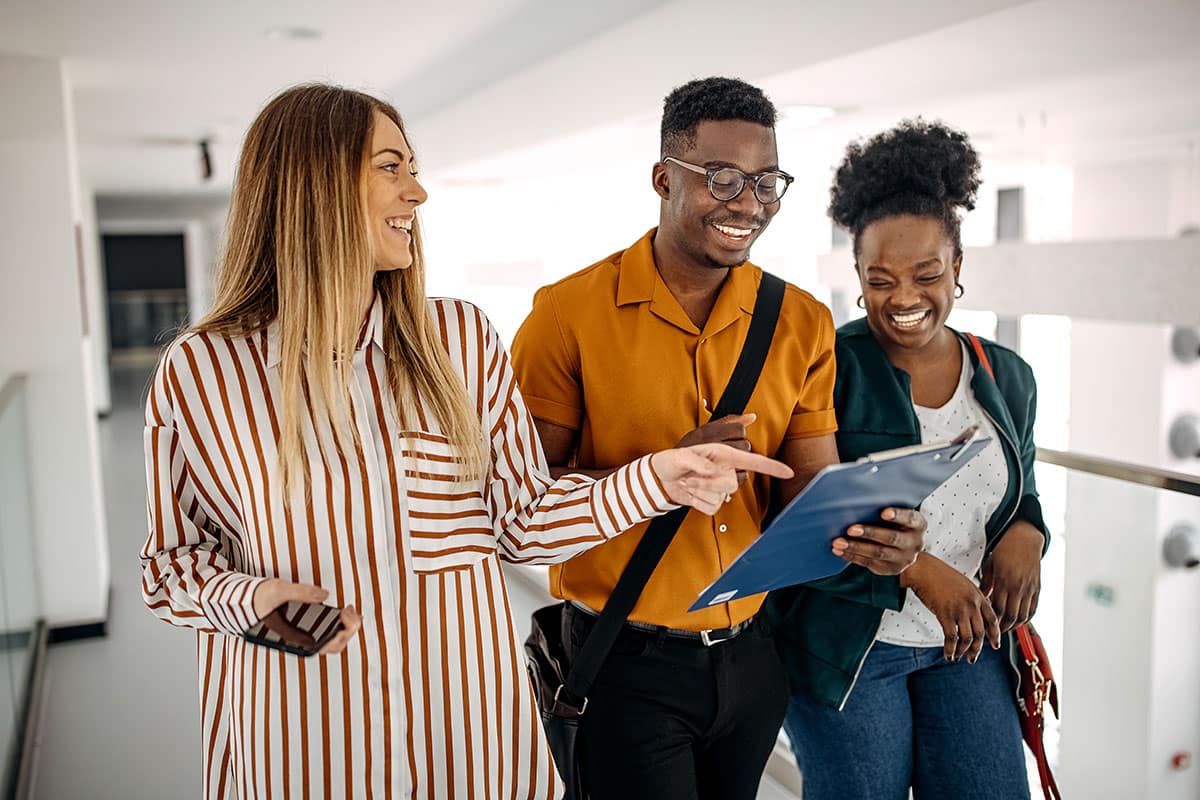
left=889, top=310, right=931, bottom=330
left=386, top=216, right=413, bottom=233
left=710, top=221, right=758, bottom=243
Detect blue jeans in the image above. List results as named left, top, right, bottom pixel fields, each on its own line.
left=783, top=641, right=1030, bottom=800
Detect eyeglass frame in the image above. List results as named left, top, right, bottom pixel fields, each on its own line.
left=661, top=156, right=795, bottom=205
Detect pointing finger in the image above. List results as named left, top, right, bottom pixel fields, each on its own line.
left=703, top=447, right=793, bottom=479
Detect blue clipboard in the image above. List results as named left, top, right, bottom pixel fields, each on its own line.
left=688, top=430, right=992, bottom=612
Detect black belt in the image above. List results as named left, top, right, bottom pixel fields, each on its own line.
left=568, top=601, right=756, bottom=647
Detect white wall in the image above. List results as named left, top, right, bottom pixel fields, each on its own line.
left=1072, top=160, right=1175, bottom=240
left=79, top=187, right=111, bottom=415
left=0, top=52, right=108, bottom=627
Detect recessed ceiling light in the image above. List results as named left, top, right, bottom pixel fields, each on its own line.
left=265, top=26, right=321, bottom=41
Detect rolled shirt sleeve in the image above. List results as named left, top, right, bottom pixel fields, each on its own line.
left=510, top=285, right=584, bottom=431
left=785, top=303, right=839, bottom=439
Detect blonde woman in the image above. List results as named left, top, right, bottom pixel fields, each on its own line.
left=140, top=84, right=790, bottom=799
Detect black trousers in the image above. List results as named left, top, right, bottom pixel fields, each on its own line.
left=564, top=604, right=788, bottom=800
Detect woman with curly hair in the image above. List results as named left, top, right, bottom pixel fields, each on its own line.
left=768, top=119, right=1048, bottom=799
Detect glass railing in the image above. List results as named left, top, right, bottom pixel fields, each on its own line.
left=0, top=374, right=44, bottom=797
left=754, top=448, right=1200, bottom=799
left=1032, top=447, right=1200, bottom=800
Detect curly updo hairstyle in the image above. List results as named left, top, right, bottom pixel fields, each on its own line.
left=829, top=119, right=982, bottom=262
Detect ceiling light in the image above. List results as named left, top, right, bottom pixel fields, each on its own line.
left=265, top=26, right=321, bottom=41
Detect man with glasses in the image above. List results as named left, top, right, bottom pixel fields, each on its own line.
left=511, top=76, right=925, bottom=799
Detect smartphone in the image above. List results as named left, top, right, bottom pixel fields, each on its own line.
left=242, top=601, right=344, bottom=657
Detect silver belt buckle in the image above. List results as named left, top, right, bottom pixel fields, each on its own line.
left=700, top=628, right=732, bottom=647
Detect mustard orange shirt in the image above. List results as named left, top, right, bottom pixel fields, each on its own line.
left=510, top=229, right=838, bottom=630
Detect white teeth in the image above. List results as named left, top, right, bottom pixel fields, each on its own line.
left=713, top=223, right=754, bottom=237
left=890, top=310, right=928, bottom=328
left=386, top=217, right=412, bottom=231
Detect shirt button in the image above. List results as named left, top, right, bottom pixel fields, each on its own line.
left=718, top=524, right=728, bottom=533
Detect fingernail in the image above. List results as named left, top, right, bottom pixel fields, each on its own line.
left=847, top=526, right=863, bottom=537
left=881, top=508, right=896, bottom=521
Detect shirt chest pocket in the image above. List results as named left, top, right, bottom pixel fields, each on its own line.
left=401, top=432, right=497, bottom=573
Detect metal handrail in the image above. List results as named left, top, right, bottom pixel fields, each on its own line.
left=1036, top=447, right=1200, bottom=498
left=0, top=373, right=27, bottom=418
left=0, top=371, right=38, bottom=800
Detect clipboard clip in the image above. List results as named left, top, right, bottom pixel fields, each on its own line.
left=949, top=424, right=982, bottom=461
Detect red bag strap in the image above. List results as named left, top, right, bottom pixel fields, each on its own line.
left=969, top=333, right=1062, bottom=799
left=965, top=332, right=995, bottom=381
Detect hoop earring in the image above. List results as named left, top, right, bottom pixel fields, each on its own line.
left=954, top=283, right=965, bottom=299
left=856, top=295, right=866, bottom=309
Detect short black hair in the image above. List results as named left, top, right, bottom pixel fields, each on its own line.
left=829, top=118, right=981, bottom=259
left=660, top=76, right=777, bottom=157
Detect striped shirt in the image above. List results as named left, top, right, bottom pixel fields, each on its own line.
left=141, top=295, right=676, bottom=799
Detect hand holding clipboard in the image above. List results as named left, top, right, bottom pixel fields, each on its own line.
left=688, top=426, right=990, bottom=612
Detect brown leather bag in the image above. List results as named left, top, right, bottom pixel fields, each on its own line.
left=1014, top=623, right=1061, bottom=800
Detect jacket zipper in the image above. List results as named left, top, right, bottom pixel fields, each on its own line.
left=838, top=616, right=884, bottom=711
left=965, top=335, right=1025, bottom=546
left=977, top=402, right=1023, bottom=553
left=976, top=373, right=1029, bottom=692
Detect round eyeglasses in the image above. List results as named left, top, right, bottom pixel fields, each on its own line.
left=663, top=156, right=794, bottom=205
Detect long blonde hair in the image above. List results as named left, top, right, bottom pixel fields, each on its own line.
left=197, top=84, right=489, bottom=490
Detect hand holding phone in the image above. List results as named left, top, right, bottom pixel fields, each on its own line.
left=245, top=578, right=362, bottom=656
left=244, top=601, right=346, bottom=656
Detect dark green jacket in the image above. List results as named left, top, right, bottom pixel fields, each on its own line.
left=766, top=318, right=1048, bottom=709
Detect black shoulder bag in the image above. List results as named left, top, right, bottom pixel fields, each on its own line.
left=524, top=272, right=785, bottom=800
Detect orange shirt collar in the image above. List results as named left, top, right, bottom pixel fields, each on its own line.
left=616, top=227, right=760, bottom=335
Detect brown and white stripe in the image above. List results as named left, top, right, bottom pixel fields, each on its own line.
left=141, top=296, right=675, bottom=799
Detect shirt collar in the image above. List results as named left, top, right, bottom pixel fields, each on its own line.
left=616, top=227, right=760, bottom=335
left=265, top=293, right=385, bottom=368
left=615, top=229, right=660, bottom=306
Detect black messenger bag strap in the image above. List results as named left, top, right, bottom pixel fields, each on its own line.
left=558, top=272, right=786, bottom=708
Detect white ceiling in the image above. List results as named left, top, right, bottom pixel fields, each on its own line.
left=433, top=0, right=1200, bottom=189
left=760, top=0, right=1200, bottom=167
left=0, top=0, right=675, bottom=190
left=1, top=0, right=1197, bottom=193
